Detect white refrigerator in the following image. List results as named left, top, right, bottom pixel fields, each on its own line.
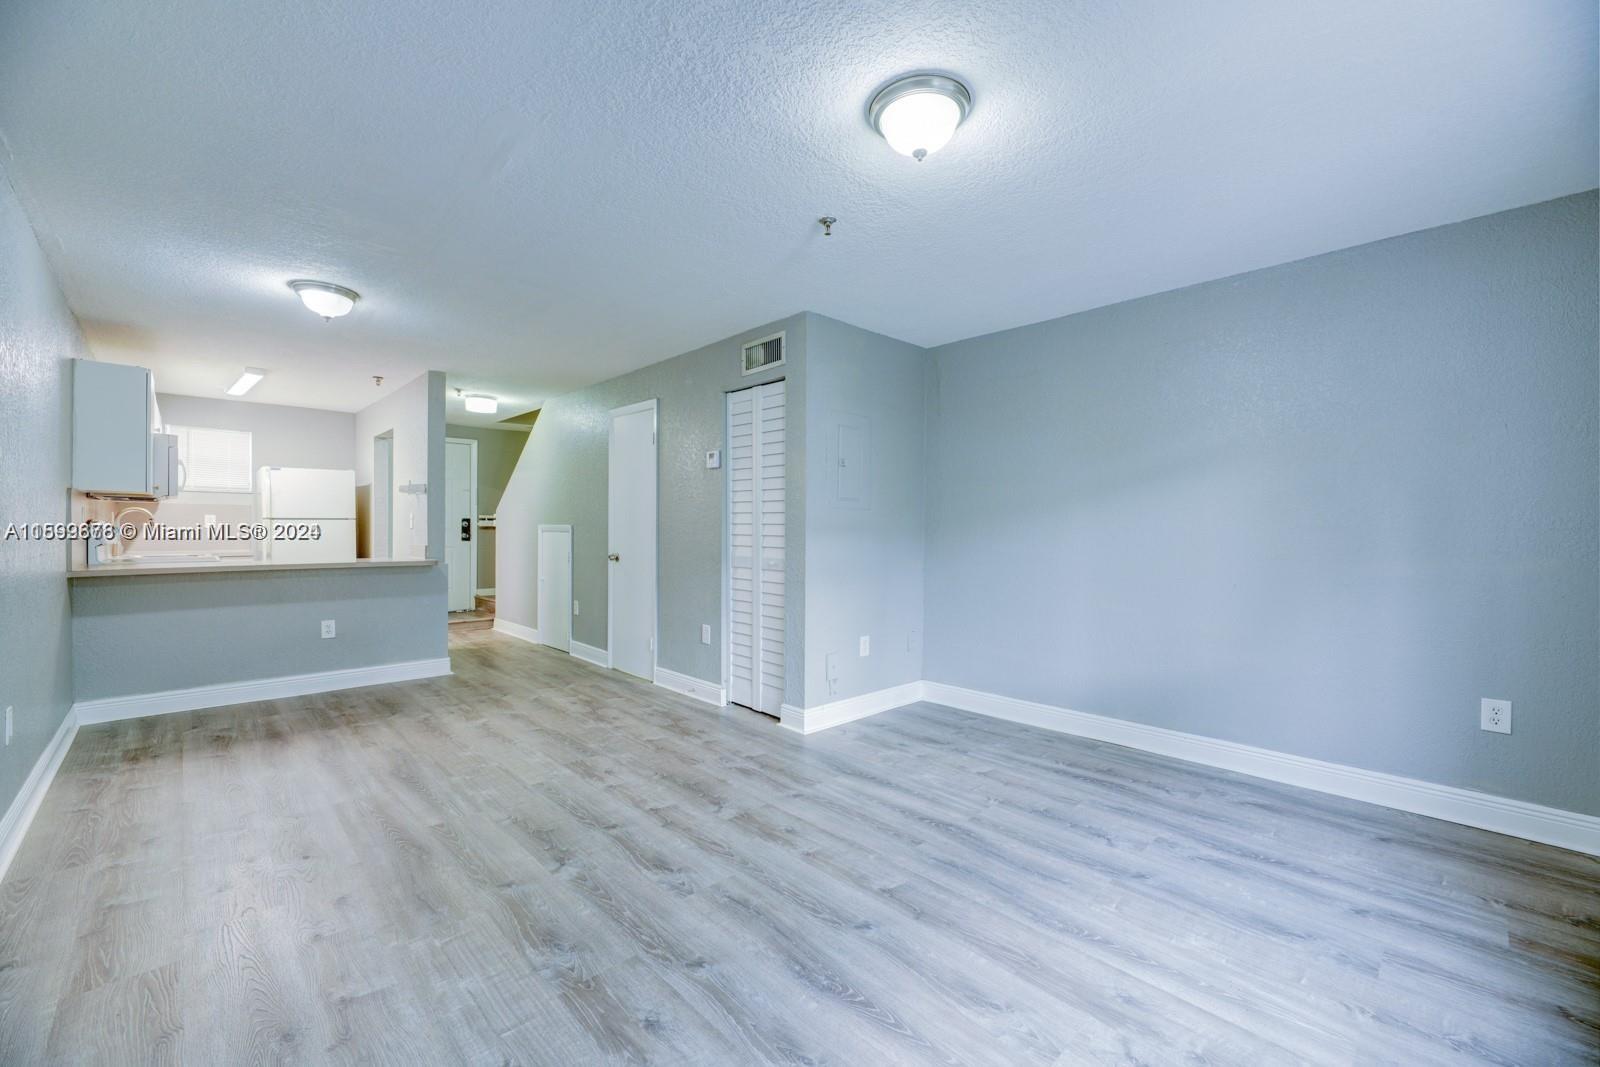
left=255, top=467, right=357, bottom=563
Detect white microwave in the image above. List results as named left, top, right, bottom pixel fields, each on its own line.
left=149, top=432, right=182, bottom=499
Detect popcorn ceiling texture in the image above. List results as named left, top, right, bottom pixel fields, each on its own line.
left=0, top=160, right=82, bottom=818
left=0, top=1, right=1592, bottom=413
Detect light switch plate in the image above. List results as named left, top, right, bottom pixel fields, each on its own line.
left=4, top=706, right=11, bottom=746
left=705, top=449, right=721, bottom=469
left=573, top=601, right=580, bottom=616
left=859, top=635, right=870, bottom=657
left=701, top=624, right=711, bottom=645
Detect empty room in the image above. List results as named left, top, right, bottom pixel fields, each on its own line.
left=0, top=1, right=1596, bottom=1064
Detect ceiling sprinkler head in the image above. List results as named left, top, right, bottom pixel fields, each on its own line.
left=818, top=216, right=837, bottom=237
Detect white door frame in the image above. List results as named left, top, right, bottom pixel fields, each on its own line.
left=606, top=399, right=658, bottom=674
left=721, top=388, right=740, bottom=702
left=373, top=430, right=394, bottom=559
left=445, top=436, right=479, bottom=610
left=537, top=523, right=573, bottom=651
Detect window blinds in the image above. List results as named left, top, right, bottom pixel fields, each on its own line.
left=169, top=424, right=253, bottom=493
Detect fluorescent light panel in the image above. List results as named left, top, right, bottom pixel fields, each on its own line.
left=463, top=393, right=498, bottom=414
left=226, top=368, right=267, bottom=396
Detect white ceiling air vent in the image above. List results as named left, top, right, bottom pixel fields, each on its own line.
left=742, top=332, right=785, bottom=376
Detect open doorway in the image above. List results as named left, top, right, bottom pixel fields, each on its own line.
left=444, top=436, right=481, bottom=622
left=442, top=421, right=531, bottom=633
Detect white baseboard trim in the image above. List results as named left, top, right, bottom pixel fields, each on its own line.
left=768, top=677, right=1598, bottom=853
left=72, top=658, right=454, bottom=726
left=475, top=587, right=496, bottom=597
left=502, top=628, right=616, bottom=678
left=570, top=641, right=609, bottom=669
left=493, top=618, right=540, bottom=645
left=780, top=681, right=926, bottom=735
left=922, top=680, right=1600, bottom=857
left=0, top=707, right=79, bottom=885
left=654, top=667, right=726, bottom=707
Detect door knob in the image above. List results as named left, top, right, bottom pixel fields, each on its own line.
left=608, top=553, right=620, bottom=562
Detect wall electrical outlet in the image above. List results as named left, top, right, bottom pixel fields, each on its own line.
left=1480, top=698, right=1511, bottom=734
left=321, top=619, right=337, bottom=639
left=701, top=624, right=711, bottom=645
left=4, top=706, right=11, bottom=746
left=859, top=635, right=870, bottom=657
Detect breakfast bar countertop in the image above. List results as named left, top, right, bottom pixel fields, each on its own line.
left=68, top=557, right=438, bottom=579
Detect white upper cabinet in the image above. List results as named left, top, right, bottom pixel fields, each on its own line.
left=71, top=359, right=156, bottom=495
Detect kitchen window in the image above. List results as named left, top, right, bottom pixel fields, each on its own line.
left=168, top=425, right=253, bottom=493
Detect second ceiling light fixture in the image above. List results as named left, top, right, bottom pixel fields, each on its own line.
left=868, top=73, right=972, bottom=161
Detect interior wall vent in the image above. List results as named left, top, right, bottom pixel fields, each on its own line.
left=741, top=332, right=785, bottom=376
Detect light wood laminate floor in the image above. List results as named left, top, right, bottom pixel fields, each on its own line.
left=1, top=629, right=1595, bottom=1065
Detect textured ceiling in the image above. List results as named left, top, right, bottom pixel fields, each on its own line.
left=0, top=0, right=1594, bottom=418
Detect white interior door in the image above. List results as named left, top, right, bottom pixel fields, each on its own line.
left=727, top=380, right=785, bottom=715
left=607, top=401, right=657, bottom=679
left=538, top=525, right=572, bottom=652
left=445, top=438, right=476, bottom=612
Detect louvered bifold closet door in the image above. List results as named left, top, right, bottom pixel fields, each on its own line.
left=728, top=389, right=758, bottom=710
left=755, top=381, right=786, bottom=714
left=726, top=380, right=786, bottom=716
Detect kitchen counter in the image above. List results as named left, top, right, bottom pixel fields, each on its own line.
left=69, top=557, right=438, bottom=579
left=69, top=555, right=448, bottom=707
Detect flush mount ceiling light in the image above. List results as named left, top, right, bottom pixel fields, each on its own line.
left=868, top=73, right=972, bottom=161
left=463, top=393, right=498, bottom=414
left=225, top=367, right=267, bottom=396
left=287, top=279, right=360, bottom=320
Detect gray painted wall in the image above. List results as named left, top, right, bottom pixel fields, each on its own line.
left=924, top=192, right=1599, bottom=815
left=497, top=314, right=807, bottom=702
left=0, top=163, right=81, bottom=820
left=803, top=314, right=926, bottom=705
left=355, top=372, right=446, bottom=562
left=150, top=393, right=357, bottom=548
left=72, top=372, right=448, bottom=703
left=70, top=566, right=446, bottom=700
left=157, top=393, right=356, bottom=470
left=444, top=424, right=529, bottom=591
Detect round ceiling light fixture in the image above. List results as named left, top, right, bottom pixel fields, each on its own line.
left=463, top=393, right=498, bottom=415
left=287, top=279, right=360, bottom=320
left=868, top=74, right=972, bottom=161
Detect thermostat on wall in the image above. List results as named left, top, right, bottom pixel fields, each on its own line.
left=705, top=449, right=721, bottom=469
